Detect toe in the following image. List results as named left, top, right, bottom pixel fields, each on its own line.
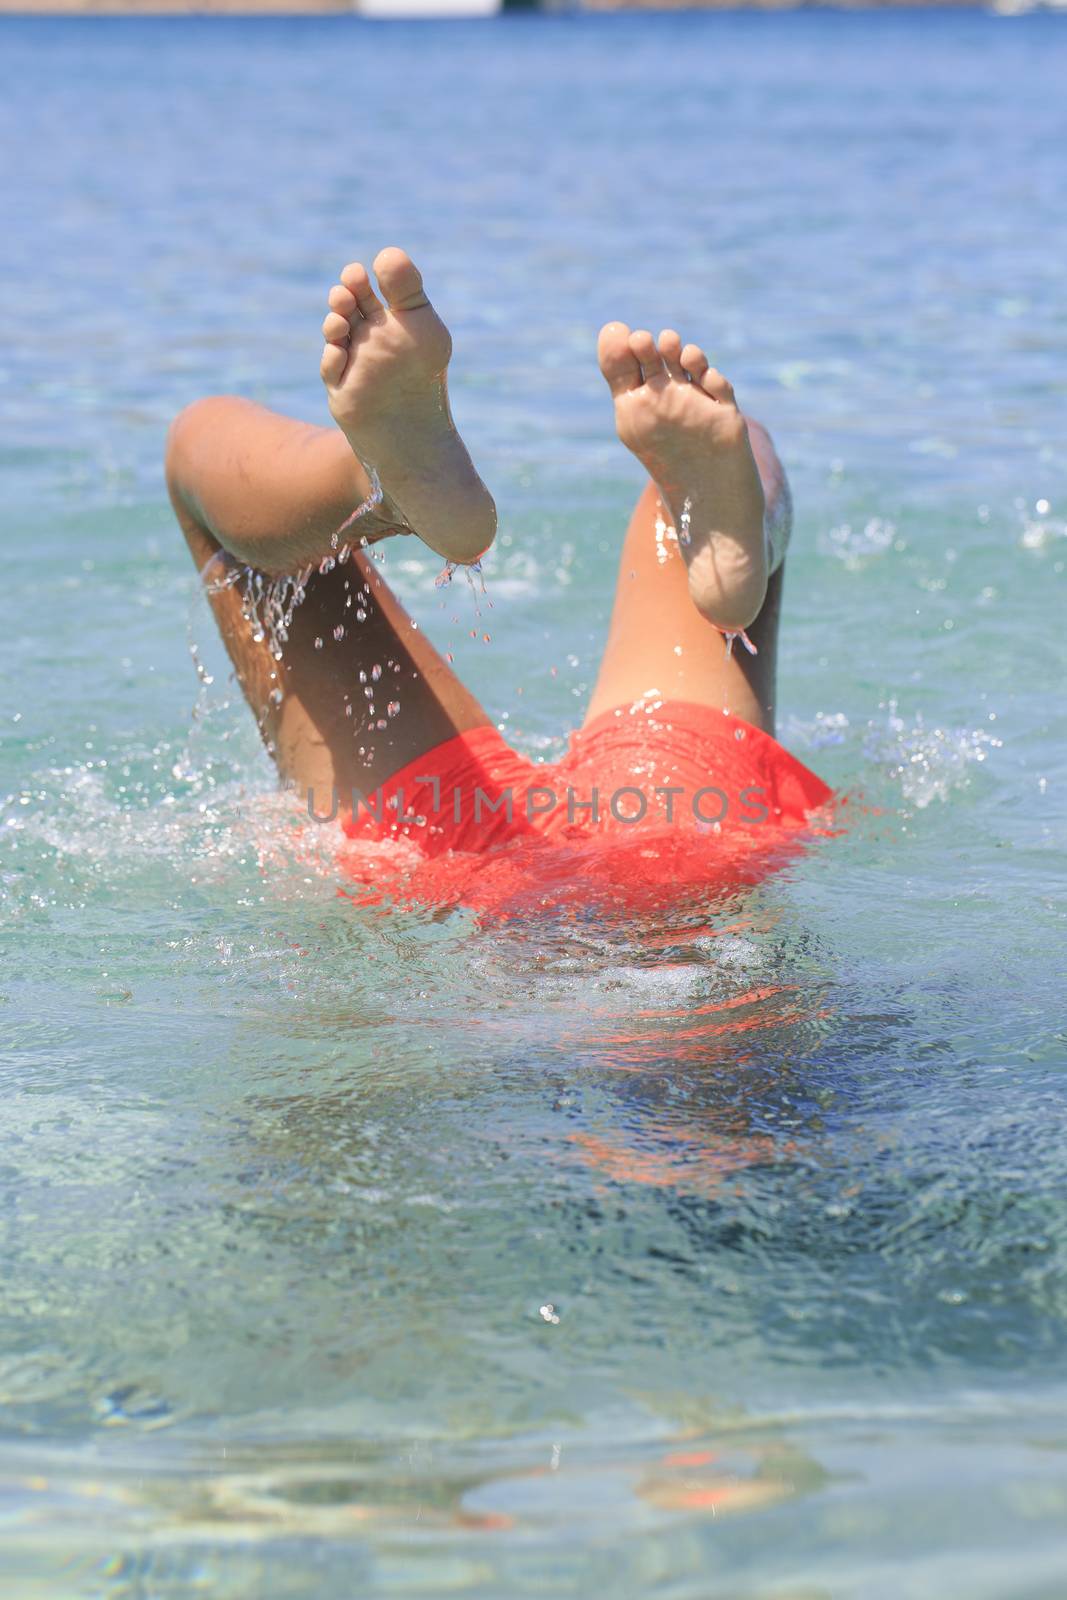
left=322, top=311, right=352, bottom=344
left=657, top=329, right=686, bottom=380
left=373, top=247, right=429, bottom=313
left=328, top=283, right=359, bottom=322
left=340, top=262, right=385, bottom=320
left=629, top=330, right=667, bottom=385
left=681, top=343, right=709, bottom=384
left=597, top=322, right=642, bottom=394
left=701, top=366, right=737, bottom=405
left=320, top=341, right=348, bottom=387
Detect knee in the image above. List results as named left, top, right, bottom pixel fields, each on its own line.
left=167, top=394, right=238, bottom=472
left=166, top=391, right=211, bottom=452
left=165, top=396, right=236, bottom=519
left=165, top=398, right=205, bottom=499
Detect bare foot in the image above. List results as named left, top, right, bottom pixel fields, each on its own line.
left=597, top=322, right=768, bottom=633
left=320, top=248, right=496, bottom=566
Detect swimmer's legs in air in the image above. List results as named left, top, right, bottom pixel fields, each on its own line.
left=583, top=325, right=790, bottom=735
left=166, top=251, right=791, bottom=802
left=166, top=249, right=497, bottom=805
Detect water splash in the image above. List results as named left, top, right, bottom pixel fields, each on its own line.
left=863, top=700, right=1002, bottom=808
left=436, top=557, right=488, bottom=598
left=653, top=505, right=679, bottom=566
left=204, top=558, right=312, bottom=665
left=332, top=461, right=386, bottom=542
left=437, top=558, right=494, bottom=655
left=780, top=711, right=852, bottom=752
left=721, top=628, right=758, bottom=661
left=819, top=518, right=898, bottom=570
left=1019, top=497, right=1065, bottom=553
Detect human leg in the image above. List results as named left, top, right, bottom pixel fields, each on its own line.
left=595, top=322, right=778, bottom=636
left=584, top=328, right=789, bottom=735
left=320, top=247, right=496, bottom=569
left=165, top=254, right=496, bottom=806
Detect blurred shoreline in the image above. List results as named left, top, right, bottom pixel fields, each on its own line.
left=0, top=0, right=1033, bottom=12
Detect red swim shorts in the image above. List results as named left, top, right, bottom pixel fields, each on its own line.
left=336, top=699, right=833, bottom=919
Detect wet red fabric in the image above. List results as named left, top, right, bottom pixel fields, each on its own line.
left=336, top=700, right=833, bottom=918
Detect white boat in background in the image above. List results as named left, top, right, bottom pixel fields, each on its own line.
left=992, top=0, right=1067, bottom=12
left=357, top=0, right=503, bottom=16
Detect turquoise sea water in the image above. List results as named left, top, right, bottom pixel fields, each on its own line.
left=2, top=12, right=1066, bottom=1595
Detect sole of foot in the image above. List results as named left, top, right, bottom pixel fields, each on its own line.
left=321, top=247, right=496, bottom=567
left=597, top=322, right=768, bottom=634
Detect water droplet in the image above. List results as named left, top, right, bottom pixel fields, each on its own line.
left=387, top=701, right=400, bottom=718
left=333, top=625, right=345, bottom=642
left=371, top=664, right=382, bottom=681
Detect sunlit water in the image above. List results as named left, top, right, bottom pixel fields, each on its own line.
left=1, top=13, right=1066, bottom=1596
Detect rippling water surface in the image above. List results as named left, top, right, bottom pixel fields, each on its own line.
left=1, top=12, right=1066, bottom=1596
